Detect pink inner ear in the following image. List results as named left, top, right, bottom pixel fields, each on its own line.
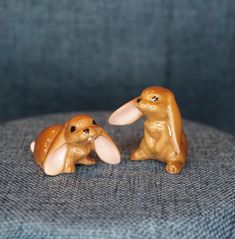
left=44, top=145, right=67, bottom=176
left=94, top=136, right=121, bottom=164
left=108, top=101, right=143, bottom=125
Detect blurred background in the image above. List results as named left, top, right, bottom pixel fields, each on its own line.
left=0, top=0, right=235, bottom=135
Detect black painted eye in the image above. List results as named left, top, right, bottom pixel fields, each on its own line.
left=92, top=120, right=97, bottom=125
left=70, top=126, right=76, bottom=133
left=152, top=96, right=158, bottom=102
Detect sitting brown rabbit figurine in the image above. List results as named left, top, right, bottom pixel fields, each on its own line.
left=108, top=86, right=188, bottom=174
left=30, top=115, right=120, bottom=176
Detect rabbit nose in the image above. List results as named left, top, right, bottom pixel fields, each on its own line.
left=83, top=128, right=90, bottom=134
left=137, top=98, right=142, bottom=103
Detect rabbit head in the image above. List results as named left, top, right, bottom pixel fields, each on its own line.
left=64, top=115, right=103, bottom=144
left=109, top=86, right=183, bottom=154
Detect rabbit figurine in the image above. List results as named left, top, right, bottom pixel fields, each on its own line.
left=30, top=115, right=120, bottom=176
left=108, top=86, right=188, bottom=174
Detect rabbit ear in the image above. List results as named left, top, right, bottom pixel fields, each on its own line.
left=108, top=98, right=143, bottom=125
left=43, top=127, right=67, bottom=176
left=93, top=130, right=121, bottom=164
left=167, top=93, right=182, bottom=154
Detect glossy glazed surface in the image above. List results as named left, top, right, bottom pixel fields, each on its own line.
left=109, top=86, right=188, bottom=174
left=31, top=115, right=120, bottom=176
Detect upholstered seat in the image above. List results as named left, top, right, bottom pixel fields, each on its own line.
left=0, top=112, right=234, bottom=238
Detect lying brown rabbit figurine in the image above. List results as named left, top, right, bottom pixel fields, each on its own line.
left=109, top=86, right=188, bottom=174
left=30, top=115, right=120, bottom=176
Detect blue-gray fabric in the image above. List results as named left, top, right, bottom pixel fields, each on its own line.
left=0, top=112, right=235, bottom=239
left=0, top=0, right=235, bottom=135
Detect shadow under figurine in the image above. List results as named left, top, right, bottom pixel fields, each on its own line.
left=109, top=86, right=188, bottom=174
left=30, top=115, right=121, bottom=176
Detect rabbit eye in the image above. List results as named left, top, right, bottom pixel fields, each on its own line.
left=92, top=120, right=97, bottom=125
left=70, top=126, right=76, bottom=133
left=152, top=96, right=158, bottom=102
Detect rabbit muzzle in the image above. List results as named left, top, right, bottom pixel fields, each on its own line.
left=135, top=98, right=158, bottom=115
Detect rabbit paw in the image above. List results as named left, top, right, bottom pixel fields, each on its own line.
left=165, top=161, right=184, bottom=174
left=130, top=148, right=150, bottom=160
left=79, top=157, right=96, bottom=166
left=63, top=165, right=76, bottom=173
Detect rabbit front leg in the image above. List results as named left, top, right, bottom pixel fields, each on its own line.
left=130, top=129, right=154, bottom=161
left=63, top=147, right=76, bottom=173
left=154, top=123, right=171, bottom=154
left=63, top=145, right=91, bottom=173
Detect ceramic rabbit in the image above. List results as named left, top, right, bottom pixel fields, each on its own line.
left=109, top=86, right=188, bottom=174
left=31, top=115, right=120, bottom=176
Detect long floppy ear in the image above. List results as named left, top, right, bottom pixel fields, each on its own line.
left=167, top=93, right=183, bottom=154
left=108, top=98, right=143, bottom=125
left=93, top=130, right=121, bottom=164
left=43, top=126, right=67, bottom=176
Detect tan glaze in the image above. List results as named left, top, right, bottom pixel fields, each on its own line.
left=109, top=86, right=188, bottom=174
left=30, top=115, right=121, bottom=176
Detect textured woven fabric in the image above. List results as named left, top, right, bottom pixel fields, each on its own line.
left=1, top=0, right=235, bottom=134
left=0, top=112, right=235, bottom=239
